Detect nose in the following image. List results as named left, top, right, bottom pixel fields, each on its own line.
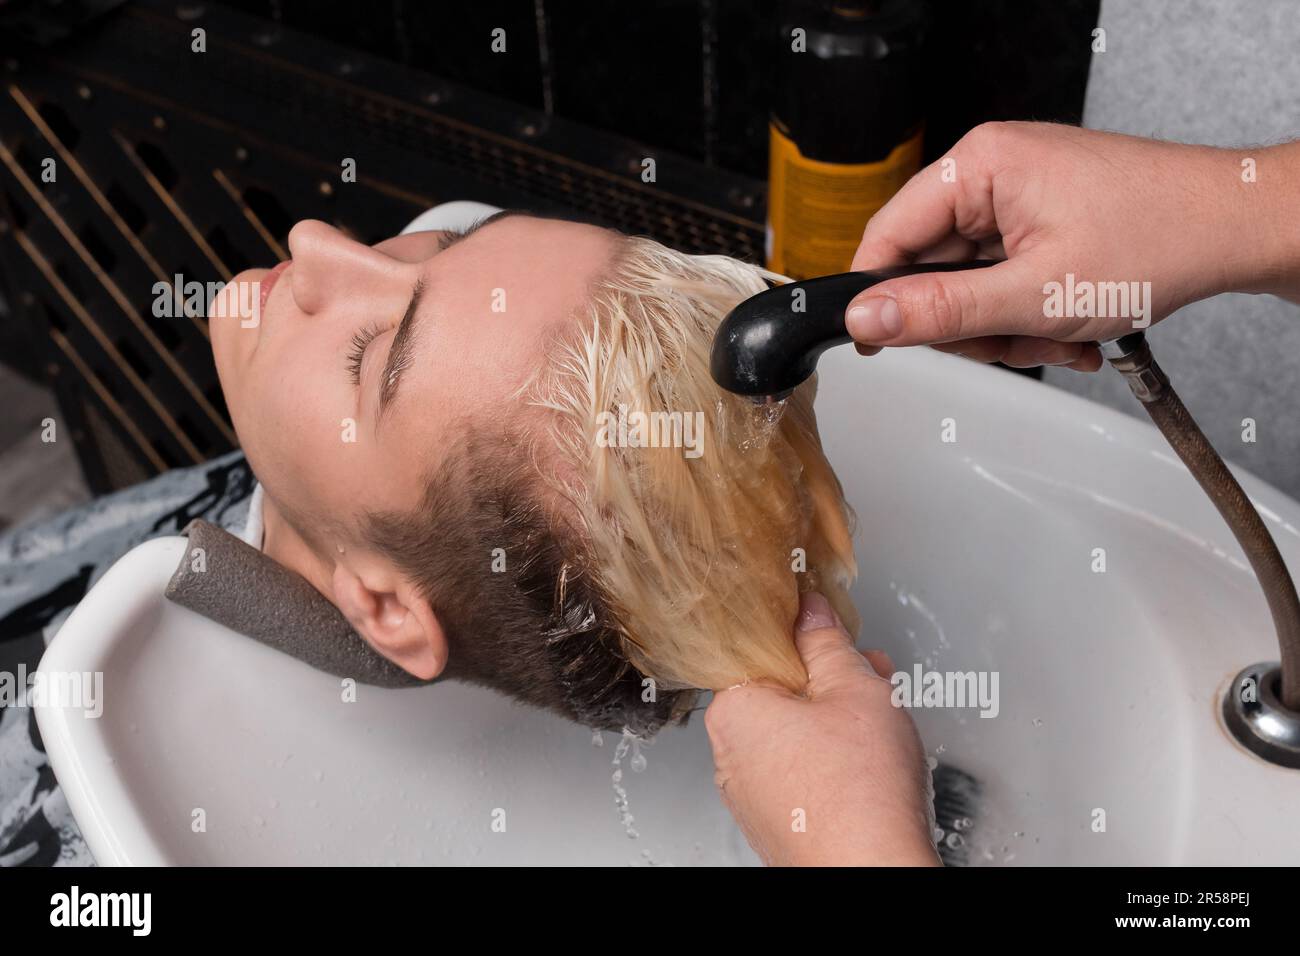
left=285, top=219, right=412, bottom=315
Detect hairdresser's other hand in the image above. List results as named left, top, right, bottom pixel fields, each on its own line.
left=847, top=122, right=1300, bottom=369
left=705, top=592, right=938, bottom=866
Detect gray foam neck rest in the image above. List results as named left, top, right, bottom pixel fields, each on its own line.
left=165, top=519, right=429, bottom=689
left=163, top=518, right=697, bottom=734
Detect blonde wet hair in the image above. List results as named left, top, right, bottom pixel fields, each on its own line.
left=524, top=234, right=859, bottom=694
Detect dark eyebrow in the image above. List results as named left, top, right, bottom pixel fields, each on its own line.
left=377, top=278, right=425, bottom=425
left=376, top=210, right=526, bottom=425
left=436, top=208, right=527, bottom=252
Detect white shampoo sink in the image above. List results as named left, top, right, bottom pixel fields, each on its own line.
left=35, top=223, right=1300, bottom=865
left=37, top=344, right=1300, bottom=865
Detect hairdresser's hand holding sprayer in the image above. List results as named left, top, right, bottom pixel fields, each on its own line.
left=705, top=121, right=1300, bottom=867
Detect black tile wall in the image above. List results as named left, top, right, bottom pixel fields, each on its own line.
left=209, top=0, right=1100, bottom=179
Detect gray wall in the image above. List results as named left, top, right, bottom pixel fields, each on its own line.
left=1042, top=0, right=1300, bottom=499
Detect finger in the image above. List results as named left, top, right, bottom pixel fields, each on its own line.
left=932, top=335, right=1094, bottom=368
left=1061, top=342, right=1104, bottom=372
left=845, top=255, right=1060, bottom=347
left=852, top=154, right=975, bottom=270
left=999, top=337, right=1089, bottom=368
left=705, top=678, right=796, bottom=745
left=861, top=649, right=896, bottom=677
left=794, top=592, right=876, bottom=692
left=929, top=340, right=968, bottom=354
left=914, top=235, right=981, bottom=264
left=929, top=336, right=1013, bottom=363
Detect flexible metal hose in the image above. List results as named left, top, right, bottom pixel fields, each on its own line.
left=1102, top=333, right=1300, bottom=711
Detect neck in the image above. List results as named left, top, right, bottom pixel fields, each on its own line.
left=261, top=493, right=337, bottom=601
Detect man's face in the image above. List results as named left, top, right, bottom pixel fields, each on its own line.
left=210, top=212, right=615, bottom=542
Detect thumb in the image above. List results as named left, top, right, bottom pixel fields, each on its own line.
left=844, top=257, right=1042, bottom=347
left=794, top=592, right=875, bottom=693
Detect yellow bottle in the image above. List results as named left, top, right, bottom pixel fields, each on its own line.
left=767, top=0, right=928, bottom=280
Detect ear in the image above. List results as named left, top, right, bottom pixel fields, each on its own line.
left=330, top=557, right=448, bottom=680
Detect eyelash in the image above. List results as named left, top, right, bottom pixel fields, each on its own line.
left=346, top=323, right=381, bottom=385
left=437, top=228, right=466, bottom=250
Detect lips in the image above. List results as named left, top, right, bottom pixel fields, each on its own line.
left=259, top=260, right=290, bottom=312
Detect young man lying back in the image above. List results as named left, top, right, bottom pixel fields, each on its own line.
left=208, top=210, right=861, bottom=733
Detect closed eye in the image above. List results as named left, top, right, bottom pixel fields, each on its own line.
left=436, top=228, right=465, bottom=251
left=346, top=322, right=381, bottom=385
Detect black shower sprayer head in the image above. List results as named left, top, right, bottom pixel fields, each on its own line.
left=709, top=261, right=996, bottom=403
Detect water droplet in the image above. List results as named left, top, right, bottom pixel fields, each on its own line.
left=629, top=737, right=648, bottom=773
left=952, top=816, right=971, bottom=831
left=945, top=833, right=964, bottom=849
left=613, top=731, right=632, bottom=763
left=925, top=755, right=939, bottom=771
left=610, top=728, right=640, bottom=839
left=590, top=729, right=604, bottom=747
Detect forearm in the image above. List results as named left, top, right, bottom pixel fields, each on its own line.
left=1220, top=139, right=1300, bottom=304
